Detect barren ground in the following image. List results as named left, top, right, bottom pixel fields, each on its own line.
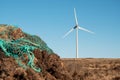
left=62, top=58, right=120, bottom=80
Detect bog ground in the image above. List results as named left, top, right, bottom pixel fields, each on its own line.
left=62, top=58, right=120, bottom=80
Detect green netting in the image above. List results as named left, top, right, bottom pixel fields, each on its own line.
left=24, top=33, right=53, bottom=54
left=0, top=24, right=53, bottom=54
left=0, top=38, right=41, bottom=72
left=0, top=24, right=54, bottom=72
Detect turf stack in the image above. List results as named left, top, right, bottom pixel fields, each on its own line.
left=0, top=24, right=72, bottom=80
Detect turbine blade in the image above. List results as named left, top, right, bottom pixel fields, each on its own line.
left=74, top=8, right=78, bottom=25
left=63, top=28, right=74, bottom=38
left=78, top=26, right=94, bottom=34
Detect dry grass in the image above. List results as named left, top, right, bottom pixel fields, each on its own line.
left=62, top=58, right=120, bottom=80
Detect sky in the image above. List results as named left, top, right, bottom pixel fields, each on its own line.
left=0, top=0, right=120, bottom=58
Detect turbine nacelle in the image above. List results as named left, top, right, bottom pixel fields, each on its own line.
left=74, top=26, right=78, bottom=29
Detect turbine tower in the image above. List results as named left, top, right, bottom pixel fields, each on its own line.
left=63, top=8, right=94, bottom=58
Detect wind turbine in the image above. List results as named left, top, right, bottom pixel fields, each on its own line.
left=63, top=8, right=94, bottom=58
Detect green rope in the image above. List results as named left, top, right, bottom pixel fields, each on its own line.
left=0, top=39, right=41, bottom=72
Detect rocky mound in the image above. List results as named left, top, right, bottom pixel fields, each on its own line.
left=0, top=24, right=72, bottom=80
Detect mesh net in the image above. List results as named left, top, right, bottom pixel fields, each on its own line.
left=0, top=24, right=54, bottom=72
